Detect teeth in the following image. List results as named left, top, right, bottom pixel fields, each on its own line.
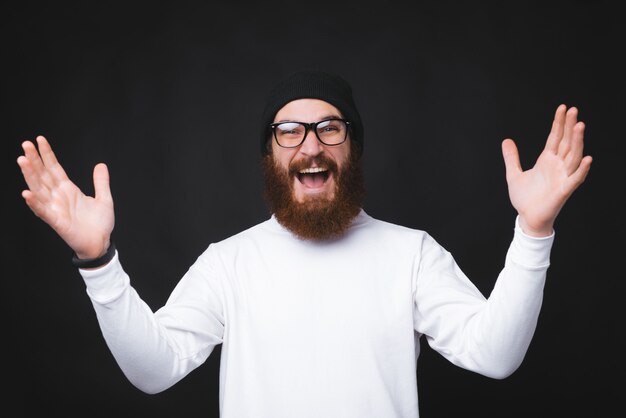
left=299, top=167, right=327, bottom=174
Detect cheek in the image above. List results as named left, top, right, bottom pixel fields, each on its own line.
left=333, top=149, right=351, bottom=170
left=271, top=148, right=296, bottom=171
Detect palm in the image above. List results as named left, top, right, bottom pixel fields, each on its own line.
left=17, top=136, right=114, bottom=258
left=43, top=175, right=113, bottom=254
left=502, top=105, right=592, bottom=236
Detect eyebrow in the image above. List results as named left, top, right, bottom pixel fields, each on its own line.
left=274, top=114, right=343, bottom=123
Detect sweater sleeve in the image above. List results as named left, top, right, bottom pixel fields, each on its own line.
left=413, top=217, right=554, bottom=379
left=79, top=246, right=225, bottom=394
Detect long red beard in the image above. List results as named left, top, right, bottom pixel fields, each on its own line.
left=262, top=150, right=365, bottom=241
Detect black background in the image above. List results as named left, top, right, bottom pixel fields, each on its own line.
left=4, top=1, right=623, bottom=417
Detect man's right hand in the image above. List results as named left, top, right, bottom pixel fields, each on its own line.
left=17, top=135, right=115, bottom=260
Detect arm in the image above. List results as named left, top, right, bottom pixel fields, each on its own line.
left=414, top=226, right=552, bottom=379
left=81, top=249, right=224, bottom=394
left=415, top=105, right=592, bottom=378
left=17, top=135, right=223, bottom=393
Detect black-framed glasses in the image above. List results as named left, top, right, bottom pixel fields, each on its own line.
left=270, top=118, right=351, bottom=148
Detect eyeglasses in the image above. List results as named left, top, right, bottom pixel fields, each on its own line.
left=270, top=118, right=351, bottom=148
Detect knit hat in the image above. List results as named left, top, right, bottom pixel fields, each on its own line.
left=259, top=69, right=364, bottom=155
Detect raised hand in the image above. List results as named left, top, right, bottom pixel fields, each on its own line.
left=501, top=104, right=593, bottom=237
left=17, top=135, right=115, bottom=259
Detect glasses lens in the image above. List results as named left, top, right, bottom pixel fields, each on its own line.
left=316, top=119, right=347, bottom=145
left=274, top=122, right=305, bottom=148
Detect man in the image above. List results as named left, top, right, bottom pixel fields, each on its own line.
left=17, top=69, right=592, bottom=417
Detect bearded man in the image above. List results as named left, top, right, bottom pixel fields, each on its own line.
left=16, top=69, right=592, bottom=418
left=260, top=70, right=366, bottom=241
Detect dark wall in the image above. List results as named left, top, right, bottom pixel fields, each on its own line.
left=5, top=1, right=622, bottom=417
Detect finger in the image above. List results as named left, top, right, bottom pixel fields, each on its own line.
left=36, top=135, right=69, bottom=183
left=544, top=104, right=567, bottom=153
left=565, top=155, right=593, bottom=193
left=21, top=189, right=52, bottom=220
left=557, top=107, right=579, bottom=158
left=17, top=153, right=51, bottom=203
left=21, top=139, right=55, bottom=191
left=22, top=140, right=47, bottom=176
left=501, top=138, right=522, bottom=180
left=564, top=121, right=585, bottom=175
left=93, top=163, right=112, bottom=203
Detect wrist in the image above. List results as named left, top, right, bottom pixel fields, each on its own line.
left=72, top=242, right=116, bottom=269
left=517, top=216, right=554, bottom=237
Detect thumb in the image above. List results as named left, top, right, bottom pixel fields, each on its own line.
left=93, top=163, right=112, bottom=202
left=501, top=139, right=522, bottom=180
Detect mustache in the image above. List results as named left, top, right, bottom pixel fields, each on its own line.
left=288, top=155, right=339, bottom=177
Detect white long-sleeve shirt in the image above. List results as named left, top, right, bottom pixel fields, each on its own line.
left=79, top=210, right=554, bottom=417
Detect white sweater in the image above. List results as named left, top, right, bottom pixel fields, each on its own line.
left=80, top=210, right=553, bottom=418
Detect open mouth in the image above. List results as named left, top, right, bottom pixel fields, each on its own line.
left=297, top=167, right=330, bottom=188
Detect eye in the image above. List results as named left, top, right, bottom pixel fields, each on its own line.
left=277, top=122, right=303, bottom=136
left=317, top=120, right=343, bottom=134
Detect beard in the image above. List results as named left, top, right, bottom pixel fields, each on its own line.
left=261, top=148, right=365, bottom=241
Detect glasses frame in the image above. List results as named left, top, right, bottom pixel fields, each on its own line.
left=269, top=118, right=352, bottom=148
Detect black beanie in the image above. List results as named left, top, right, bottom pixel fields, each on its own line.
left=259, top=69, right=364, bottom=155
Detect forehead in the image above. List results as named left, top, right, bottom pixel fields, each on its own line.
left=274, top=99, right=343, bottom=123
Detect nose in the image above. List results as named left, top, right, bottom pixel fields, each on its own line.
left=298, top=128, right=324, bottom=157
